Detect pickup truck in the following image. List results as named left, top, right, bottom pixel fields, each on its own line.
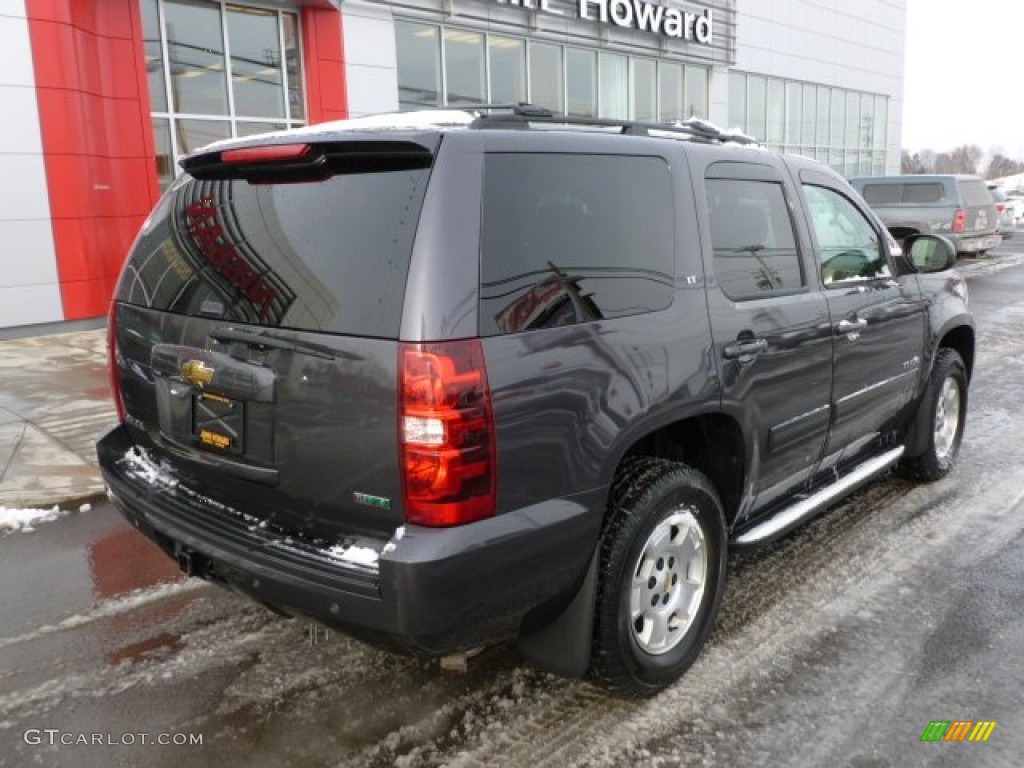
left=850, top=174, right=1000, bottom=256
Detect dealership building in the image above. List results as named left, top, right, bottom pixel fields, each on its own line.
left=0, top=0, right=906, bottom=331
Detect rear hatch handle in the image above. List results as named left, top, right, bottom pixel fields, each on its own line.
left=209, top=327, right=362, bottom=361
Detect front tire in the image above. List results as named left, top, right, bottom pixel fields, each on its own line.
left=898, top=349, right=968, bottom=481
left=590, top=458, right=727, bottom=698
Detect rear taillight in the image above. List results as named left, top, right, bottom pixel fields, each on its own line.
left=952, top=209, right=967, bottom=234
left=107, top=302, right=125, bottom=423
left=996, top=203, right=1007, bottom=214
left=399, top=340, right=496, bottom=527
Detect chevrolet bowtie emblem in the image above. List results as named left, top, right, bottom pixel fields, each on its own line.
left=181, top=359, right=215, bottom=388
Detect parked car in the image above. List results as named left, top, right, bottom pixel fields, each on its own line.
left=98, top=106, right=974, bottom=698
left=987, top=183, right=1015, bottom=240
left=850, top=174, right=1000, bottom=257
left=1007, top=190, right=1024, bottom=225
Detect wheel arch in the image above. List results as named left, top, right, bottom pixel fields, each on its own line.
left=613, top=412, right=747, bottom=529
left=938, top=323, right=975, bottom=382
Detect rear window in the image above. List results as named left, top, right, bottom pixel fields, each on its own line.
left=115, top=161, right=431, bottom=337
left=861, top=182, right=946, bottom=205
left=961, top=180, right=993, bottom=207
left=479, top=154, right=675, bottom=335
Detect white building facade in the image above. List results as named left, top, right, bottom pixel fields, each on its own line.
left=345, top=0, right=906, bottom=178
left=0, top=0, right=906, bottom=331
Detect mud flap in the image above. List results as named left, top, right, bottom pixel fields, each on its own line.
left=517, top=547, right=599, bottom=678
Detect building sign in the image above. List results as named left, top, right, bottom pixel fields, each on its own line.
left=493, top=0, right=713, bottom=43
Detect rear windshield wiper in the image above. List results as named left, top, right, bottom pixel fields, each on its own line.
left=209, top=327, right=362, bottom=361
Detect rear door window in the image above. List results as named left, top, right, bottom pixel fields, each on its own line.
left=479, top=154, right=675, bottom=335
left=706, top=178, right=805, bottom=300
left=116, top=153, right=431, bottom=337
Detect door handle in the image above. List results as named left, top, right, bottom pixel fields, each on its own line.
left=723, top=338, right=768, bottom=360
left=836, top=317, right=868, bottom=334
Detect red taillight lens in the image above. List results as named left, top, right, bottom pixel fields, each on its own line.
left=221, top=143, right=311, bottom=164
left=107, top=302, right=125, bottom=423
left=996, top=203, right=1007, bottom=214
left=399, top=340, right=496, bottom=527
left=952, top=209, right=967, bottom=234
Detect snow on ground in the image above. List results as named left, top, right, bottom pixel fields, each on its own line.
left=0, top=503, right=90, bottom=533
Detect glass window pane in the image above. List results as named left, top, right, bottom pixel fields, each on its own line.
left=685, top=65, right=708, bottom=119
left=235, top=121, right=286, bottom=137
left=152, top=117, right=173, bottom=191
left=658, top=62, right=682, bottom=122
left=630, top=58, right=656, bottom=122
left=141, top=0, right=167, bottom=112
left=227, top=6, right=283, bottom=118
left=175, top=118, right=230, bottom=154
left=859, top=95, right=875, bottom=149
left=846, top=91, right=860, bottom=149
left=445, top=29, right=484, bottom=105
left=728, top=72, right=746, bottom=131
left=123, top=165, right=430, bottom=336
left=874, top=95, right=887, bottom=150
left=599, top=53, right=627, bottom=119
left=707, top=178, right=804, bottom=300
left=785, top=82, right=801, bottom=145
left=488, top=35, right=526, bottom=104
left=480, top=154, right=675, bottom=335
left=566, top=48, right=596, bottom=118
left=396, top=22, right=441, bottom=108
left=844, top=150, right=858, bottom=178
left=803, top=184, right=885, bottom=285
left=872, top=151, right=886, bottom=176
left=816, top=86, right=830, bottom=148
left=165, top=0, right=229, bottom=115
left=830, top=88, right=845, bottom=148
left=283, top=13, right=305, bottom=120
left=766, top=79, right=784, bottom=145
left=747, top=75, right=766, bottom=141
left=802, top=83, right=816, bottom=147
left=530, top=43, right=563, bottom=113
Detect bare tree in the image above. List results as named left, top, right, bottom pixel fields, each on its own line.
left=986, top=153, right=1024, bottom=180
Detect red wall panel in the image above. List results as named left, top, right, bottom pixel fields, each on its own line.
left=26, top=0, right=158, bottom=321
left=301, top=8, right=348, bottom=125
left=27, top=1, right=346, bottom=322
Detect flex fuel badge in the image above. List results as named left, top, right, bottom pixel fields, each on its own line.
left=353, top=492, right=391, bottom=511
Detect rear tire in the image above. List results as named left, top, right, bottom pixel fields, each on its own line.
left=898, top=349, right=968, bottom=482
left=590, top=457, right=727, bottom=698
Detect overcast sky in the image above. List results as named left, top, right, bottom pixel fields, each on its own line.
left=903, top=0, right=1024, bottom=158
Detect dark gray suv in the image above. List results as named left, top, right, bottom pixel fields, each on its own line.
left=98, top=107, right=974, bottom=697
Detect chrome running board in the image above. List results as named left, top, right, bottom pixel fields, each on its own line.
left=734, top=446, right=905, bottom=547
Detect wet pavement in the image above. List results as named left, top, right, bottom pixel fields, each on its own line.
left=0, top=330, right=113, bottom=508
left=1, top=258, right=1024, bottom=767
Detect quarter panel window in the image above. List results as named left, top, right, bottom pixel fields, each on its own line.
left=803, top=185, right=888, bottom=285
left=706, top=179, right=805, bottom=300
left=480, top=154, right=675, bottom=335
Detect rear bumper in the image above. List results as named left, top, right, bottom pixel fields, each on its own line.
left=954, top=233, right=1000, bottom=253
left=97, top=425, right=601, bottom=655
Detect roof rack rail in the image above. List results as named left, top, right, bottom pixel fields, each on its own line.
left=467, top=102, right=757, bottom=145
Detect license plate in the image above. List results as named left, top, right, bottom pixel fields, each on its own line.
left=194, top=392, right=243, bottom=453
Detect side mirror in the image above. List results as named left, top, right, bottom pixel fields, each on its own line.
left=904, top=234, right=956, bottom=273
